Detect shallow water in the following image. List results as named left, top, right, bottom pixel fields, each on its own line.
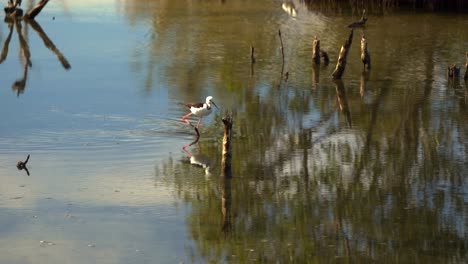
left=0, top=0, right=467, bottom=263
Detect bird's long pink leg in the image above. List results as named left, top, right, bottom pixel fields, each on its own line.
left=196, top=117, right=202, bottom=129
left=182, top=112, right=193, bottom=126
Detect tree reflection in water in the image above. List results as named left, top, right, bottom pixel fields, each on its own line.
left=133, top=1, right=467, bottom=262
left=0, top=16, right=70, bottom=96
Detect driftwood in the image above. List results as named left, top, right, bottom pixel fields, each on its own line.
left=332, top=29, right=354, bottom=80
left=312, top=36, right=320, bottom=65
left=348, top=9, right=367, bottom=28
left=361, top=35, right=371, bottom=70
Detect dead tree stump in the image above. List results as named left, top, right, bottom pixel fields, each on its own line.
left=332, top=29, right=354, bottom=80
left=312, top=36, right=320, bottom=65
left=361, top=35, right=371, bottom=70
left=222, top=114, right=233, bottom=178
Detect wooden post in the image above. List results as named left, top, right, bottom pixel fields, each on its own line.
left=464, top=52, right=468, bottom=80
left=332, top=29, right=354, bottom=80
left=312, top=36, right=320, bottom=65
left=221, top=114, right=233, bottom=178
left=250, top=46, right=255, bottom=76
left=221, top=114, right=233, bottom=233
left=250, top=46, right=256, bottom=64
left=361, top=34, right=371, bottom=70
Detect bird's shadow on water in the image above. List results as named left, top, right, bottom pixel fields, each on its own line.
left=0, top=16, right=71, bottom=96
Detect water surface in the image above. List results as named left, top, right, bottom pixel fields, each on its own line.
left=0, top=0, right=467, bottom=263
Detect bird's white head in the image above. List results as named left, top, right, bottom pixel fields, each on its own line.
left=205, top=96, right=218, bottom=109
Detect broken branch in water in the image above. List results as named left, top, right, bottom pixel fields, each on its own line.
left=332, top=29, right=354, bottom=80
left=348, top=9, right=367, bottom=28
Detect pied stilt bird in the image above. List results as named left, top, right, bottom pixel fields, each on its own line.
left=181, top=96, right=219, bottom=129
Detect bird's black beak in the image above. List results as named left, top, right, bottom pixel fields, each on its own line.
left=212, top=101, right=219, bottom=110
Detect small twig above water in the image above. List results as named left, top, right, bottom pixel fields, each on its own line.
left=16, top=154, right=30, bottom=176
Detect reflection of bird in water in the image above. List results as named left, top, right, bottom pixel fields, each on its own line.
left=181, top=96, right=219, bottom=130
left=182, top=144, right=212, bottom=176
left=282, top=2, right=297, bottom=17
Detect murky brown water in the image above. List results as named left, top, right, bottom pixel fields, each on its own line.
left=0, top=0, right=467, bottom=263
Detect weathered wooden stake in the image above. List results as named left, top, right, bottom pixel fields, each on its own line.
left=332, top=29, right=354, bottom=80
left=312, top=36, right=320, bottom=65
left=361, top=34, right=371, bottom=70
left=221, top=114, right=233, bottom=178
left=464, top=52, right=468, bottom=80
left=250, top=46, right=256, bottom=64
